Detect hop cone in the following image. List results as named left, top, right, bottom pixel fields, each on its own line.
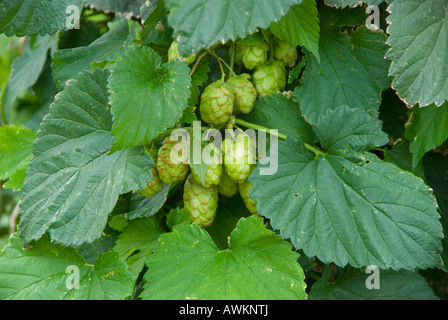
left=136, top=148, right=164, bottom=198
left=200, top=80, right=234, bottom=125
left=273, top=40, right=298, bottom=68
left=239, top=179, right=257, bottom=214
left=218, top=169, right=239, bottom=197
left=222, top=134, right=256, bottom=183
left=183, top=174, right=218, bottom=228
left=252, top=60, right=286, bottom=96
left=192, top=144, right=223, bottom=188
left=168, top=41, right=196, bottom=65
left=226, top=74, right=257, bottom=114
left=242, top=42, right=269, bottom=70
left=156, top=137, right=189, bottom=184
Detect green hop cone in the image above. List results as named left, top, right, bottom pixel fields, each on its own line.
left=239, top=179, right=257, bottom=214
left=252, top=60, right=286, bottom=96
left=192, top=143, right=223, bottom=188
left=218, top=169, right=239, bottom=197
left=168, top=41, right=196, bottom=65
left=222, top=134, right=256, bottom=183
left=241, top=42, right=269, bottom=70
left=273, top=39, right=298, bottom=68
left=200, top=80, right=234, bottom=125
left=137, top=148, right=164, bottom=198
left=226, top=74, right=257, bottom=114
left=183, top=174, right=219, bottom=228
left=156, top=137, right=190, bottom=184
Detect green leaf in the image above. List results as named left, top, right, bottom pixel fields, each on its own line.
left=269, top=0, right=320, bottom=60
left=294, top=24, right=390, bottom=123
left=405, top=102, right=448, bottom=167
left=19, top=69, right=153, bottom=247
left=109, top=45, right=192, bottom=151
left=309, top=267, right=438, bottom=300
left=127, top=185, right=170, bottom=220
left=86, top=0, right=146, bottom=17
left=113, top=217, right=164, bottom=276
left=0, top=233, right=135, bottom=300
left=239, top=93, right=314, bottom=145
left=141, top=216, right=307, bottom=300
left=166, top=207, right=191, bottom=231
left=0, top=0, right=85, bottom=36
left=52, top=19, right=138, bottom=90
left=165, top=0, right=302, bottom=56
left=0, top=125, right=36, bottom=186
left=324, top=0, right=392, bottom=7
left=206, top=196, right=250, bottom=250
left=189, top=57, right=210, bottom=107
left=384, top=140, right=425, bottom=180
left=250, top=106, right=443, bottom=270
left=386, top=0, right=448, bottom=107
left=3, top=35, right=58, bottom=122
left=313, top=104, right=389, bottom=154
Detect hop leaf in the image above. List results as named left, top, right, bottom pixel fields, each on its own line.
left=200, top=80, right=234, bottom=125
left=226, top=74, right=258, bottom=114
left=192, top=144, right=223, bottom=188
left=183, top=174, right=219, bottom=228
left=168, top=41, right=196, bottom=65
left=242, top=42, right=269, bottom=70
left=223, top=134, right=256, bottom=183
left=218, top=169, right=239, bottom=197
left=252, top=60, right=287, bottom=96
left=239, top=179, right=257, bottom=214
left=274, top=39, right=298, bottom=68
left=156, top=137, right=190, bottom=184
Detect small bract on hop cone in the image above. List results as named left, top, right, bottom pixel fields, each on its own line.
left=168, top=41, right=196, bottom=65
left=218, top=169, right=239, bottom=197
left=242, top=42, right=269, bottom=70
left=156, top=137, right=190, bottom=184
left=137, top=148, right=164, bottom=198
left=222, top=133, right=256, bottom=183
left=226, top=73, right=258, bottom=114
left=239, top=178, right=257, bottom=214
left=192, top=143, right=223, bottom=188
left=274, top=39, right=298, bottom=68
left=183, top=174, right=219, bottom=228
left=252, top=60, right=287, bottom=96
left=200, top=80, right=234, bottom=125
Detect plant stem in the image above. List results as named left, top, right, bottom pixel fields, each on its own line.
left=234, top=118, right=325, bottom=157
left=217, top=55, right=237, bottom=78
left=210, top=51, right=226, bottom=81
left=230, top=42, right=236, bottom=74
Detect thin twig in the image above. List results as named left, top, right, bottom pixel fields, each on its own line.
left=189, top=51, right=208, bottom=77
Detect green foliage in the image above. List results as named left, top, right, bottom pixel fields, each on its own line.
left=0, top=0, right=447, bottom=302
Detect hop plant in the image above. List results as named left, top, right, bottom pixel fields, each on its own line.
left=226, top=74, right=258, bottom=114
left=192, top=143, right=223, bottom=188
left=168, top=41, right=196, bottom=65
left=241, top=42, right=269, bottom=70
left=273, top=39, right=298, bottom=68
left=156, top=137, right=190, bottom=184
left=222, top=134, right=256, bottom=183
left=252, top=60, right=287, bottom=96
left=183, top=174, right=219, bottom=228
left=137, top=148, right=164, bottom=198
left=239, top=179, right=257, bottom=214
left=218, top=169, right=239, bottom=197
left=200, top=80, right=234, bottom=125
